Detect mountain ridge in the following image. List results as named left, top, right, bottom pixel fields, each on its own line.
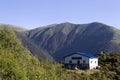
left=24, top=22, right=120, bottom=61
left=1, top=22, right=120, bottom=61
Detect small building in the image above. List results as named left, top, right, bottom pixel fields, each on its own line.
left=63, top=52, right=98, bottom=69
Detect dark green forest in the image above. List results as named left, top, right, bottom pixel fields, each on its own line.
left=0, top=26, right=120, bottom=80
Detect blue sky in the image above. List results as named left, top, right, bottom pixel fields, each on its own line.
left=0, top=0, right=120, bottom=29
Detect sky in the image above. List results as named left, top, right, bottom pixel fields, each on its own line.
left=0, top=0, right=120, bottom=29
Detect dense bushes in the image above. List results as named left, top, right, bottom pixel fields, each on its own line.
left=97, top=53, right=120, bottom=80
left=0, top=26, right=40, bottom=80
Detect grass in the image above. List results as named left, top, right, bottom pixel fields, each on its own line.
left=67, top=69, right=100, bottom=75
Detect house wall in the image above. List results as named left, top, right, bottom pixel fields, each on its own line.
left=64, top=54, right=89, bottom=64
left=89, top=58, right=98, bottom=69
left=64, top=54, right=98, bottom=69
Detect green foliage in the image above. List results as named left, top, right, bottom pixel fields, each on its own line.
left=0, top=26, right=43, bottom=80
left=97, top=53, right=120, bottom=80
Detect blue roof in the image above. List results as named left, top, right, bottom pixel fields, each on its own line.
left=64, top=52, right=97, bottom=58
left=77, top=52, right=97, bottom=58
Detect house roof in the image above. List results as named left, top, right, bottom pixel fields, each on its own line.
left=64, top=52, right=97, bottom=58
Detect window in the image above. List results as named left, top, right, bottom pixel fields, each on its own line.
left=83, top=60, right=86, bottom=63
left=95, top=61, right=96, bottom=63
left=83, top=60, right=86, bottom=67
left=69, top=60, right=72, bottom=64
left=72, top=57, right=82, bottom=59
left=91, top=61, right=92, bottom=63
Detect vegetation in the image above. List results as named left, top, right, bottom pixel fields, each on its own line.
left=0, top=25, right=120, bottom=80
left=0, top=26, right=41, bottom=80
left=97, top=53, right=120, bottom=80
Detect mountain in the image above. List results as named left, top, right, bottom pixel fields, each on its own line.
left=16, top=31, right=54, bottom=61
left=0, top=24, right=54, bottom=61
left=0, top=23, right=119, bottom=80
left=23, top=22, right=120, bottom=61
left=1, top=22, right=120, bottom=61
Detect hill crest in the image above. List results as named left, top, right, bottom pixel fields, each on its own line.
left=24, top=22, right=120, bottom=61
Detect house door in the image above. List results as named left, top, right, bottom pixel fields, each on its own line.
left=77, top=60, right=80, bottom=65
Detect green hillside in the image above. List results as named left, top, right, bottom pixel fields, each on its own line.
left=0, top=25, right=42, bottom=80
left=25, top=22, right=120, bottom=61
left=0, top=24, right=54, bottom=61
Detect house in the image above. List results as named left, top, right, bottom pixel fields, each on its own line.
left=63, top=52, right=98, bottom=69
